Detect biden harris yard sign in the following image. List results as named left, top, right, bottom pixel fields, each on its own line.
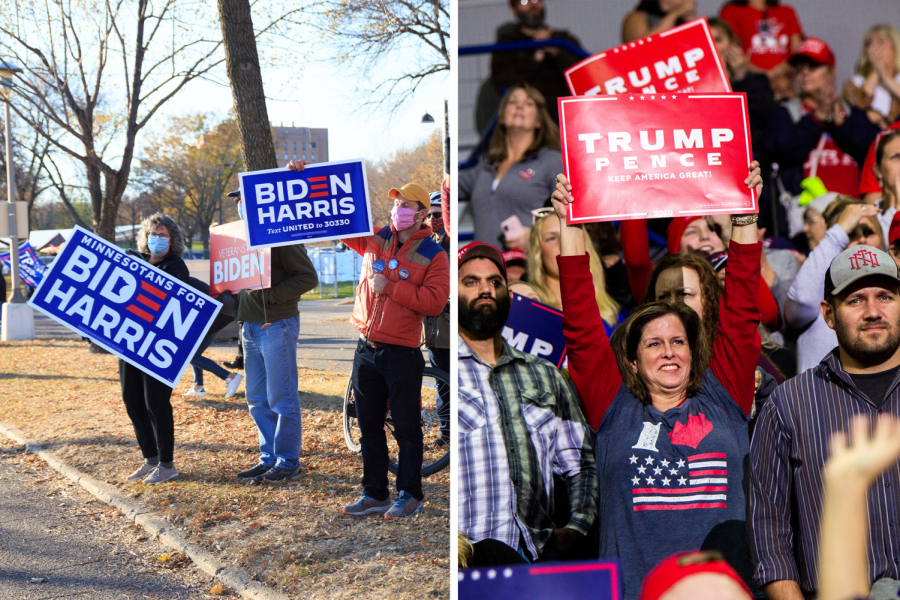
left=28, top=227, right=222, bottom=388
left=239, top=159, right=373, bottom=249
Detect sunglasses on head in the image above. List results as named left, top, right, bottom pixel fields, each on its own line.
left=531, top=207, right=555, bottom=224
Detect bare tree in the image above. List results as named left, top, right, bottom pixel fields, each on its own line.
left=218, top=0, right=279, bottom=173
left=302, top=0, right=449, bottom=110
left=0, top=0, right=304, bottom=242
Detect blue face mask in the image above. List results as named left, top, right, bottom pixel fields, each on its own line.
left=147, top=235, right=169, bottom=255
left=238, top=202, right=244, bottom=220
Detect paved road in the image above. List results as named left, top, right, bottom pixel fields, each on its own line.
left=29, top=298, right=361, bottom=374
left=0, top=437, right=236, bottom=599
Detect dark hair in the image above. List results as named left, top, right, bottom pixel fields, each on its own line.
left=725, top=0, right=780, bottom=6
left=487, top=83, right=560, bottom=165
left=642, top=253, right=722, bottom=347
left=610, top=302, right=710, bottom=405
left=707, top=17, right=739, bottom=45
left=876, top=130, right=900, bottom=169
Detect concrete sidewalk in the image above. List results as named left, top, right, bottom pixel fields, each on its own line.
left=0, top=437, right=229, bottom=599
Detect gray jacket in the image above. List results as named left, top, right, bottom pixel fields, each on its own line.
left=784, top=225, right=848, bottom=372
left=460, top=147, right=563, bottom=245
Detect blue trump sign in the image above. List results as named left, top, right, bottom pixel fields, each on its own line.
left=502, top=293, right=569, bottom=369
left=458, top=560, right=620, bottom=600
left=239, top=159, right=373, bottom=249
left=28, top=226, right=222, bottom=388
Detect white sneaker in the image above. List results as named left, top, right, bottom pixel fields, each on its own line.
left=224, top=373, right=243, bottom=399
left=144, top=466, right=179, bottom=484
left=125, top=463, right=158, bottom=481
left=183, top=387, right=206, bottom=398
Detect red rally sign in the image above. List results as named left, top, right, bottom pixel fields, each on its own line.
left=209, top=221, right=271, bottom=295
left=559, top=93, right=757, bottom=224
left=565, top=18, right=730, bottom=97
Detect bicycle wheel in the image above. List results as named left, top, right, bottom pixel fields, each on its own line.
left=342, top=375, right=362, bottom=453
left=386, top=366, right=450, bottom=477
left=342, top=367, right=450, bottom=477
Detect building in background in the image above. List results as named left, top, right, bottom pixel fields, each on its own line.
left=272, top=125, right=329, bottom=167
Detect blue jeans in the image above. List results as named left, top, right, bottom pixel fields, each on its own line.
left=242, top=316, right=301, bottom=468
left=191, top=330, right=231, bottom=387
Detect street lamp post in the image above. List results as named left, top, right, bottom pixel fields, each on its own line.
left=421, top=100, right=450, bottom=176
left=1, top=59, right=35, bottom=341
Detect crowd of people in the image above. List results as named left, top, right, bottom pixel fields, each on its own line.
left=459, top=2, right=900, bottom=599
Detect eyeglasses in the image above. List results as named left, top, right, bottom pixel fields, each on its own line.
left=517, top=0, right=541, bottom=5
left=149, top=233, right=170, bottom=240
left=531, top=207, right=555, bottom=224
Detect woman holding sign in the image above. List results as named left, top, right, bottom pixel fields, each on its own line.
left=120, top=213, right=190, bottom=485
left=550, top=165, right=763, bottom=598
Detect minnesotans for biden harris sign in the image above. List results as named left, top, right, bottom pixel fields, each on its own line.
left=558, top=93, right=756, bottom=224
left=28, top=227, right=222, bottom=387
left=238, top=159, right=373, bottom=249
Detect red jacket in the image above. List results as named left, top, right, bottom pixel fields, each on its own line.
left=342, top=225, right=450, bottom=348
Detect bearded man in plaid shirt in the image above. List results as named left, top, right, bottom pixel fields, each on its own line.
left=457, top=242, right=597, bottom=566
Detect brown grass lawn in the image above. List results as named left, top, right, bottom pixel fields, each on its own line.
left=0, top=340, right=450, bottom=599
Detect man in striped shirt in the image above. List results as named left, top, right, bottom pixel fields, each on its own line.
left=457, top=242, right=596, bottom=564
left=750, top=245, right=900, bottom=600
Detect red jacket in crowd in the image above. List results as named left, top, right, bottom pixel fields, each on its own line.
left=342, top=224, right=450, bottom=348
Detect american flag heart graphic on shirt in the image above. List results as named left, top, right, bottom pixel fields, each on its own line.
left=629, top=452, right=728, bottom=511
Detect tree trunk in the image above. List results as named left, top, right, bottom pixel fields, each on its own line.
left=217, top=0, right=278, bottom=173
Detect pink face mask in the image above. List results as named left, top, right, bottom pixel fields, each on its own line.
left=391, top=205, right=420, bottom=230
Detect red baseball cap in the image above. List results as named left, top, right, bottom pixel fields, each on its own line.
left=502, top=248, right=528, bottom=266
left=459, top=242, right=508, bottom=281
left=789, top=37, right=836, bottom=68
left=640, top=551, right=752, bottom=600
left=890, top=211, right=900, bottom=246
left=666, top=216, right=702, bottom=255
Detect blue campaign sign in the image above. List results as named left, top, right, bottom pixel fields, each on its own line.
left=1, top=242, right=47, bottom=288
left=28, top=226, right=222, bottom=388
left=458, top=560, right=620, bottom=600
left=238, top=159, right=373, bottom=249
left=502, top=293, right=569, bottom=369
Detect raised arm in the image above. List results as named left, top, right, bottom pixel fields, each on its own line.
left=784, top=206, right=872, bottom=329
left=619, top=219, right=653, bottom=302
left=551, top=175, right=623, bottom=431
left=710, top=163, right=763, bottom=416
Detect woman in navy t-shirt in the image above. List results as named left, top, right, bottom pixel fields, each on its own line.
left=549, top=166, right=763, bottom=599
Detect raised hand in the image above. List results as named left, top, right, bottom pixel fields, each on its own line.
left=744, top=161, right=763, bottom=198
left=826, top=414, right=900, bottom=486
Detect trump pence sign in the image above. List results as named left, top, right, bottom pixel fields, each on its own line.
left=28, top=227, right=222, bottom=387
left=239, top=159, right=373, bottom=249
left=559, top=93, right=756, bottom=224
left=565, top=18, right=730, bottom=97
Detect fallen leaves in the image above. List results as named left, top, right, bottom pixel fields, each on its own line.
left=0, top=341, right=450, bottom=599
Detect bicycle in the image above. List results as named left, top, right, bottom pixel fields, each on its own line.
left=342, top=366, right=450, bottom=477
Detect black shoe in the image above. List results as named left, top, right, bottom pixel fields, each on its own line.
left=254, top=464, right=302, bottom=483
left=224, top=356, right=244, bottom=370
left=237, top=463, right=273, bottom=479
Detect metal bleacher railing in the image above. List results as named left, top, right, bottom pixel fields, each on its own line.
left=459, top=39, right=668, bottom=248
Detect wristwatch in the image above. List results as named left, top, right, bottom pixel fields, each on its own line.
left=731, top=214, right=759, bottom=227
